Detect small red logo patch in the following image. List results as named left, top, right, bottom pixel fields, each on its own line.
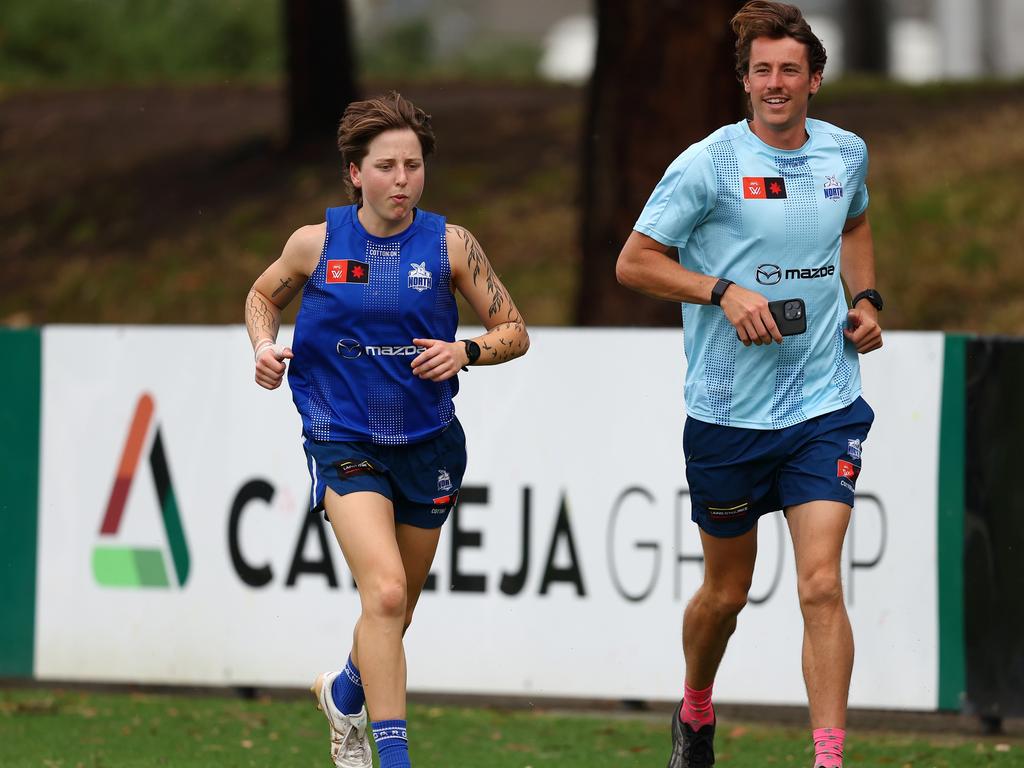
left=743, top=177, right=766, bottom=199
left=326, top=259, right=370, bottom=284
left=432, top=489, right=459, bottom=507
left=743, top=176, right=787, bottom=199
left=837, top=460, right=860, bottom=480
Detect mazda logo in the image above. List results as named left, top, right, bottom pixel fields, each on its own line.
left=756, top=263, right=782, bottom=285
left=336, top=338, right=363, bottom=359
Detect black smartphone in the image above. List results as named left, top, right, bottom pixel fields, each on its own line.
left=768, top=298, right=807, bottom=336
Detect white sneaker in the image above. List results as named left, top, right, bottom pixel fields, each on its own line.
left=311, top=671, right=372, bottom=768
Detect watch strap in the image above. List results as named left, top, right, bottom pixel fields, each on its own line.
left=710, top=278, right=734, bottom=307
left=851, top=289, right=883, bottom=311
left=460, top=339, right=480, bottom=370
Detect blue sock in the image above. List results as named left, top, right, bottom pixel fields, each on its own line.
left=330, top=655, right=365, bottom=715
left=372, top=719, right=410, bottom=768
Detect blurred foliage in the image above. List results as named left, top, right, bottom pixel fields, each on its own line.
left=0, top=1, right=545, bottom=86
left=813, top=74, right=1024, bottom=104
left=359, top=18, right=436, bottom=78
left=358, top=17, right=542, bottom=82
left=0, top=0, right=283, bottom=84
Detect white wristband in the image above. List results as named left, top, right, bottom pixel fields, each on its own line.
left=254, top=339, right=275, bottom=362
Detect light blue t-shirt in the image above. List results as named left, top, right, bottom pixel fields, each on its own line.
left=635, top=118, right=869, bottom=429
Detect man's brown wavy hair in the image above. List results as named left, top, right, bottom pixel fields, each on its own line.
left=731, top=1, right=827, bottom=80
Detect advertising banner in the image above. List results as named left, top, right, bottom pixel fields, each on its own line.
left=36, top=327, right=944, bottom=708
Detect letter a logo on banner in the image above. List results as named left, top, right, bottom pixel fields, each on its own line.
left=92, top=393, right=190, bottom=588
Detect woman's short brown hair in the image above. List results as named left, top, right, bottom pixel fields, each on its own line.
left=731, top=1, right=827, bottom=81
left=336, top=91, right=436, bottom=204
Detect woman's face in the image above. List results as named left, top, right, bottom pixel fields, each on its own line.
left=350, top=128, right=425, bottom=236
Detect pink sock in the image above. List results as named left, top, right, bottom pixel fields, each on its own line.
left=679, top=682, right=715, bottom=730
left=812, top=727, right=845, bottom=768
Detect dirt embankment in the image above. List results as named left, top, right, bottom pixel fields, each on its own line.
left=3, top=81, right=1023, bottom=328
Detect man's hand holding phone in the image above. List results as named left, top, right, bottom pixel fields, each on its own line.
left=718, top=282, right=785, bottom=346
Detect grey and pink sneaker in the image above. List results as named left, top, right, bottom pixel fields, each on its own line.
left=667, top=699, right=716, bottom=768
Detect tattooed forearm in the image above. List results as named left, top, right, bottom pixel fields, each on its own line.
left=477, top=322, right=529, bottom=364
left=245, top=290, right=280, bottom=347
left=271, top=277, right=293, bottom=299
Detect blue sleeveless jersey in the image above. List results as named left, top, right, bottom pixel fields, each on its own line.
left=288, top=206, right=459, bottom=445
left=635, top=118, right=869, bottom=430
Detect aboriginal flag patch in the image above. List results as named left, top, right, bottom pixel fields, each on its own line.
left=326, top=259, right=370, bottom=284
left=743, top=176, right=787, bottom=199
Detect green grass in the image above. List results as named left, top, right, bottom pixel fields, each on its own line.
left=1, top=688, right=1021, bottom=767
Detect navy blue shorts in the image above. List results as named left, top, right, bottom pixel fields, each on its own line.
left=683, top=397, right=874, bottom=538
left=302, top=418, right=467, bottom=529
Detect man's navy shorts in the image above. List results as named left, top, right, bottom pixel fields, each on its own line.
left=302, top=417, right=467, bottom=529
left=683, top=397, right=874, bottom=538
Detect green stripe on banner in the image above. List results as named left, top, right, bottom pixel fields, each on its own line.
left=0, top=328, right=41, bottom=677
left=134, top=549, right=171, bottom=587
left=93, top=547, right=170, bottom=587
left=938, top=334, right=967, bottom=710
left=93, top=546, right=143, bottom=586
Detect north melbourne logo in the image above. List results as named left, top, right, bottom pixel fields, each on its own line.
left=437, top=469, right=453, bottom=493
left=93, top=394, right=190, bottom=588
left=408, top=262, right=433, bottom=292
left=824, top=175, right=844, bottom=201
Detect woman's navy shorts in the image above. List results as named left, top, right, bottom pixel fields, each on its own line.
left=302, top=417, right=467, bottom=529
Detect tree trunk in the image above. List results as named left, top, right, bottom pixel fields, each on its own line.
left=283, top=0, right=358, bottom=148
left=842, top=0, right=888, bottom=75
left=578, top=0, right=743, bottom=326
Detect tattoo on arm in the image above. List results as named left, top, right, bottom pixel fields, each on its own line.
left=271, top=277, right=293, bottom=299
left=245, top=290, right=280, bottom=346
left=479, top=322, right=528, bottom=363
left=449, top=225, right=522, bottom=322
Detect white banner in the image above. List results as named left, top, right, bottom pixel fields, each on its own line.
left=36, top=327, right=944, bottom=709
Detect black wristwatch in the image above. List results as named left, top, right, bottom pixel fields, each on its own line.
left=851, top=289, right=884, bottom=312
left=460, top=339, right=480, bottom=370
left=710, top=278, right=734, bottom=306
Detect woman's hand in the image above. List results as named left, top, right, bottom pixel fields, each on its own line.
left=410, top=338, right=467, bottom=382
left=255, top=343, right=294, bottom=389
